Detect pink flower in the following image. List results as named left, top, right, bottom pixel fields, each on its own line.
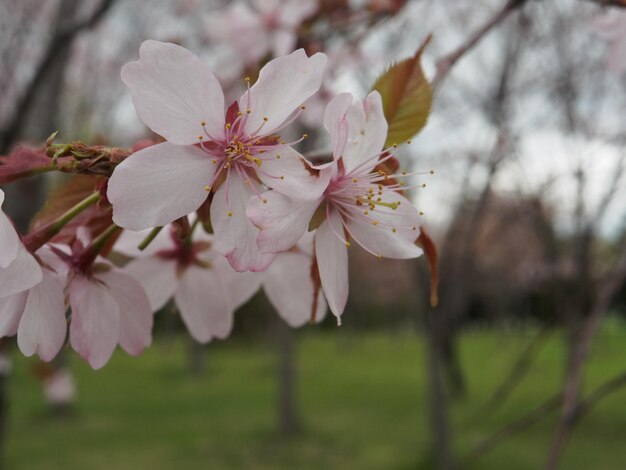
left=248, top=92, right=423, bottom=320
left=0, top=189, right=42, bottom=299
left=594, top=10, right=626, bottom=76
left=108, top=41, right=328, bottom=272
left=0, top=239, right=153, bottom=369
left=118, top=227, right=325, bottom=339
left=118, top=227, right=260, bottom=343
left=207, top=0, right=319, bottom=66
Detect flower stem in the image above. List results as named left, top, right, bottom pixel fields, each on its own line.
left=23, top=192, right=101, bottom=252
left=138, top=226, right=163, bottom=251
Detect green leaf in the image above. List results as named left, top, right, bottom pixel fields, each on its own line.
left=372, top=35, right=432, bottom=147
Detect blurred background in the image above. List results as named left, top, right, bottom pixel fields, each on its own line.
left=1, top=0, right=625, bottom=468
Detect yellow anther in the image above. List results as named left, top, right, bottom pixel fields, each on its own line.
left=422, top=183, right=427, bottom=188
left=300, top=105, right=306, bottom=110
left=198, top=135, right=203, bottom=140
left=376, top=255, right=382, bottom=260
left=412, top=226, right=417, bottom=231
left=392, top=228, right=397, bottom=233
left=392, top=143, right=398, bottom=148
left=201, top=120, right=206, bottom=126
left=227, top=211, right=233, bottom=217
left=406, top=139, right=412, bottom=144
left=364, top=210, right=369, bottom=215
left=212, top=159, right=217, bottom=164
left=279, top=176, right=285, bottom=180
left=258, top=150, right=265, bottom=154
left=372, top=221, right=379, bottom=226
left=430, top=170, right=435, bottom=175
left=246, top=108, right=251, bottom=114
left=402, top=171, right=407, bottom=176
left=237, top=111, right=242, bottom=116
left=262, top=199, right=268, bottom=204
left=225, top=123, right=232, bottom=130
left=263, top=116, right=269, bottom=122
left=345, top=241, right=351, bottom=248
left=254, top=158, right=262, bottom=167
left=276, top=155, right=281, bottom=159
left=352, top=177, right=358, bottom=183
left=204, top=185, right=211, bottom=191
left=244, top=76, right=251, bottom=83
left=302, top=133, right=308, bottom=139
left=419, top=211, right=424, bottom=216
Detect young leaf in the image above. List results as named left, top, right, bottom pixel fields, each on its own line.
left=372, top=35, right=432, bottom=147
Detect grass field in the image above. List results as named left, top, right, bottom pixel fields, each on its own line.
left=5, top=328, right=626, bottom=469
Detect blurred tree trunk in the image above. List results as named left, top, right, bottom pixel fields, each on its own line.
left=275, top=318, right=300, bottom=435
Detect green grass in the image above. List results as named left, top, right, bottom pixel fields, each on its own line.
left=5, top=329, right=626, bottom=469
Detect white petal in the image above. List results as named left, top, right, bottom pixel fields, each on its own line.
left=342, top=91, right=388, bottom=175
left=240, top=49, right=327, bottom=135
left=69, top=276, right=120, bottom=369
left=0, top=292, right=28, bottom=337
left=323, top=93, right=353, bottom=159
left=0, top=190, right=19, bottom=268
left=255, top=147, right=330, bottom=200
left=211, top=174, right=275, bottom=272
left=346, top=193, right=423, bottom=259
left=212, top=255, right=262, bottom=308
left=123, top=257, right=178, bottom=311
left=113, top=227, right=174, bottom=258
left=174, top=265, right=233, bottom=343
left=315, top=208, right=349, bottom=319
left=247, top=191, right=321, bottom=254
left=98, top=270, right=153, bottom=356
left=264, top=252, right=327, bottom=327
left=0, top=244, right=42, bottom=300
left=17, top=272, right=66, bottom=362
left=108, top=142, right=213, bottom=231
left=121, top=40, right=225, bottom=144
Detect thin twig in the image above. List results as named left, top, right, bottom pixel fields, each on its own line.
left=432, top=0, right=528, bottom=90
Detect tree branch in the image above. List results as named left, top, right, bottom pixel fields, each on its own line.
left=432, top=0, right=528, bottom=90
left=0, top=0, right=117, bottom=153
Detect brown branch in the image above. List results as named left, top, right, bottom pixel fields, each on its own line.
left=0, top=0, right=117, bottom=153
left=460, top=367, right=626, bottom=467
left=432, top=0, right=528, bottom=90
left=545, top=246, right=626, bottom=469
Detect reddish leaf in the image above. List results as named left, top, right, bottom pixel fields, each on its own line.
left=417, top=226, right=439, bottom=307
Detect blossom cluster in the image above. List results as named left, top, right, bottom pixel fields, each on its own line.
left=0, top=40, right=424, bottom=369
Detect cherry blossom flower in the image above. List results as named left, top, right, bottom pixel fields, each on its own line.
left=0, top=189, right=42, bottom=299
left=117, top=227, right=326, bottom=339
left=117, top=226, right=261, bottom=343
left=108, top=40, right=328, bottom=272
left=207, top=0, right=318, bottom=67
left=248, top=92, right=424, bottom=320
left=594, top=10, right=626, bottom=76
left=0, top=236, right=153, bottom=369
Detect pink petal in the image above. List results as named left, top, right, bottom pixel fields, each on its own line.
left=0, top=291, right=28, bottom=337
left=108, top=142, right=213, bottom=231
left=279, top=0, right=318, bottom=27
left=98, top=270, right=153, bottom=356
left=17, top=272, right=66, bottom=362
left=0, top=190, right=19, bottom=268
left=0, top=244, right=42, bottom=299
left=256, top=147, right=330, bottom=199
left=346, top=193, right=423, bottom=259
left=271, top=30, right=297, bottom=58
left=323, top=93, right=353, bottom=159
left=121, top=40, right=225, bottom=145
left=264, top=252, right=327, bottom=327
left=240, top=49, right=327, bottom=135
left=174, top=265, right=233, bottom=343
left=342, top=91, right=388, bottom=175
left=247, top=190, right=321, bottom=254
left=69, top=275, right=120, bottom=369
left=211, top=174, right=275, bottom=272
left=315, top=208, right=349, bottom=319
left=212, top=254, right=262, bottom=308
left=124, top=257, right=178, bottom=311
